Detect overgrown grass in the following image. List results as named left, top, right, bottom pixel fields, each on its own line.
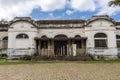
left=0, top=59, right=120, bottom=65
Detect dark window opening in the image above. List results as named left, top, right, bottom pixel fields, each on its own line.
left=94, top=33, right=107, bottom=38
left=117, top=41, right=120, bottom=48
left=2, top=37, right=8, bottom=49
left=95, top=39, right=107, bottom=48
left=116, top=35, right=120, bottom=48
left=41, top=41, right=48, bottom=49
left=16, top=34, right=29, bottom=39
left=74, top=40, right=82, bottom=48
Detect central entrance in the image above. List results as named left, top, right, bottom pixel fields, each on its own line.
left=54, top=41, right=68, bottom=56
left=54, top=34, right=68, bottom=56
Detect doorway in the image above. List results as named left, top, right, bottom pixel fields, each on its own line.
left=54, top=41, right=68, bottom=56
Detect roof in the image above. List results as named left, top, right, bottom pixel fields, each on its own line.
left=86, top=15, right=115, bottom=25
left=35, top=20, right=86, bottom=24
left=0, top=24, right=8, bottom=31
left=0, top=24, right=8, bottom=27
left=116, top=22, right=120, bottom=25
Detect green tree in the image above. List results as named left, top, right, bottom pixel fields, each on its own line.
left=109, top=0, right=120, bottom=6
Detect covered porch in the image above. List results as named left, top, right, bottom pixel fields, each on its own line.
left=35, top=35, right=87, bottom=57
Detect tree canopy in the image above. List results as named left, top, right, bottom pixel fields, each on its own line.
left=109, top=0, right=120, bottom=6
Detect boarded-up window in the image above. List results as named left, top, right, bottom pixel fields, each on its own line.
left=16, top=33, right=29, bottom=48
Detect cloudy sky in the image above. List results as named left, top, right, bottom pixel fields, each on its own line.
left=0, top=0, right=120, bottom=21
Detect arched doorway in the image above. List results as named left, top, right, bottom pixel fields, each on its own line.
left=54, top=34, right=68, bottom=56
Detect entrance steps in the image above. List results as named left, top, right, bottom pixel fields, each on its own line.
left=32, top=55, right=93, bottom=61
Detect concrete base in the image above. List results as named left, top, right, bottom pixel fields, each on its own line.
left=91, top=55, right=118, bottom=60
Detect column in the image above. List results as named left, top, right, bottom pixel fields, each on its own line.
left=71, top=39, right=74, bottom=56
left=48, top=40, right=50, bottom=56
left=38, top=40, right=41, bottom=56
left=51, top=39, right=54, bottom=56
left=81, top=39, right=84, bottom=48
left=81, top=39, right=86, bottom=54
left=68, top=39, right=72, bottom=56
left=0, top=40, right=2, bottom=54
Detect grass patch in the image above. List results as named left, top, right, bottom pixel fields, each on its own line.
left=78, top=60, right=120, bottom=64
left=0, top=59, right=120, bottom=65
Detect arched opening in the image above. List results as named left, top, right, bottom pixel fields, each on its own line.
left=54, top=34, right=68, bottom=56
left=41, top=35, right=48, bottom=39
left=2, top=36, right=8, bottom=49
left=94, top=33, right=107, bottom=38
left=40, top=35, right=48, bottom=49
left=94, top=33, right=107, bottom=48
left=54, top=34, right=68, bottom=40
left=0, top=36, right=8, bottom=55
left=74, top=35, right=82, bottom=49
left=3, top=37, right=8, bottom=40
left=73, top=35, right=87, bottom=55
left=16, top=33, right=29, bottom=39
left=74, top=35, right=81, bottom=39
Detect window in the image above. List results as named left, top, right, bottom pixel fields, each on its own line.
left=16, top=33, right=29, bottom=39
left=116, top=35, right=120, bottom=48
left=94, top=33, right=107, bottom=48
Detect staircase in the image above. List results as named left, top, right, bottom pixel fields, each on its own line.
left=31, top=54, right=93, bottom=61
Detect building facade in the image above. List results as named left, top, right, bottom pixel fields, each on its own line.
left=0, top=15, right=120, bottom=59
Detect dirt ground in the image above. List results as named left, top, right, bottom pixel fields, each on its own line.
left=0, top=62, right=120, bottom=80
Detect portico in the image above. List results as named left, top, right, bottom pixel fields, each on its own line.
left=35, top=34, right=87, bottom=57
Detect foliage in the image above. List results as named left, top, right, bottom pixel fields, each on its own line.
left=0, top=59, right=120, bottom=65
left=109, top=0, right=120, bottom=6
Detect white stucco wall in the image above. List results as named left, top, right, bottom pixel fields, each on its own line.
left=8, top=21, right=37, bottom=56
left=38, top=28, right=85, bottom=38
left=85, top=19, right=117, bottom=56
left=6, top=16, right=120, bottom=57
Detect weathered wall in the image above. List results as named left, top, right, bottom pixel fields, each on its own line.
left=0, top=32, right=8, bottom=54
left=38, top=28, right=85, bottom=38
left=8, top=21, right=37, bottom=56
left=85, top=19, right=117, bottom=56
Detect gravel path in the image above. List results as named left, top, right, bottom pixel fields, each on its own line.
left=0, top=62, right=120, bottom=80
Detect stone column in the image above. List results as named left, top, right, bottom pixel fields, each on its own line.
left=71, top=39, right=74, bottom=56
left=0, top=40, right=2, bottom=54
left=38, top=40, right=41, bottom=56
left=51, top=39, right=54, bottom=56
left=81, top=39, right=84, bottom=48
left=48, top=40, right=50, bottom=56
left=81, top=39, right=86, bottom=54
left=68, top=39, right=72, bottom=56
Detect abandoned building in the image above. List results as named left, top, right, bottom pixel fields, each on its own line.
left=0, top=15, right=120, bottom=60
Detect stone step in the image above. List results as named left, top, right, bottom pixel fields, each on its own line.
left=32, top=55, right=93, bottom=61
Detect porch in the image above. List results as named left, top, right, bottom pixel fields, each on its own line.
left=35, top=35, right=87, bottom=57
